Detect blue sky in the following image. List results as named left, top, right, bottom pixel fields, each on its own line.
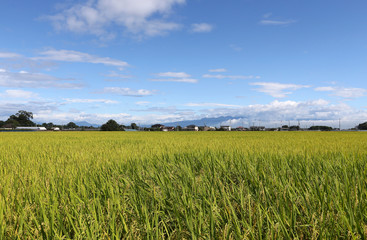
left=1, top=0, right=367, bottom=128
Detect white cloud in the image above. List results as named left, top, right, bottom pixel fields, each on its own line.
left=250, top=82, right=310, bottom=98
left=133, top=106, right=192, bottom=113
left=203, top=74, right=257, bottom=80
left=190, top=23, right=213, bottom=33
left=0, top=52, right=22, bottom=58
left=135, top=101, right=151, bottom=105
left=63, top=98, right=118, bottom=104
left=3, top=97, right=367, bottom=129
left=0, top=89, right=38, bottom=99
left=0, top=70, right=82, bottom=89
left=193, top=99, right=344, bottom=124
left=150, top=78, right=197, bottom=83
left=155, top=72, right=191, bottom=78
left=185, top=102, right=242, bottom=108
left=99, top=87, right=155, bottom=97
left=33, top=49, right=129, bottom=68
left=47, top=0, right=185, bottom=37
left=259, top=13, right=295, bottom=26
left=0, top=100, right=59, bottom=121
left=259, top=20, right=295, bottom=25
left=209, top=68, right=227, bottom=73
left=152, top=71, right=197, bottom=83
left=315, top=86, right=367, bottom=98
left=104, top=71, right=132, bottom=80
left=315, top=86, right=335, bottom=91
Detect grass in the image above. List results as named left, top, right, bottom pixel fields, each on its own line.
left=0, top=131, right=367, bottom=239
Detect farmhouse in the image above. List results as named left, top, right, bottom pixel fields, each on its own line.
left=220, top=126, right=232, bottom=131
left=183, top=125, right=199, bottom=131
left=162, top=126, right=175, bottom=131
left=200, top=126, right=215, bottom=131
left=151, top=124, right=165, bottom=131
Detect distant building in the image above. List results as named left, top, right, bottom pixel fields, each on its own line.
left=235, top=126, right=248, bottom=131
left=16, top=127, right=47, bottom=131
left=200, top=126, right=215, bottom=131
left=151, top=124, right=164, bottom=131
left=250, top=126, right=265, bottom=131
left=220, top=126, right=231, bottom=131
left=162, top=126, right=175, bottom=132
left=184, top=125, right=199, bottom=131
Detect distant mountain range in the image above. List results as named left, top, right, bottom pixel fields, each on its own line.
left=74, top=121, right=100, bottom=128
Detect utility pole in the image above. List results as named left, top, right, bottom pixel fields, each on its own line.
left=339, top=118, right=341, bottom=131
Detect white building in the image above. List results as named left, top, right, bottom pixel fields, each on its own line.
left=16, top=127, right=47, bottom=131
left=220, top=126, right=232, bottom=131
left=184, top=125, right=199, bottom=131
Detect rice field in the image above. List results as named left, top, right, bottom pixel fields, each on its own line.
left=0, top=131, right=367, bottom=239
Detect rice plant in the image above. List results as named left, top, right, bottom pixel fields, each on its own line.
left=0, top=131, right=366, bottom=239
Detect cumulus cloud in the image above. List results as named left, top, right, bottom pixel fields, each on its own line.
left=152, top=71, right=198, bottom=83
left=99, top=87, right=155, bottom=97
left=315, top=86, right=367, bottom=98
left=46, top=0, right=185, bottom=37
left=0, top=100, right=59, bottom=121
left=63, top=98, right=118, bottom=104
left=31, top=111, right=191, bottom=126
left=190, top=23, right=213, bottom=33
left=185, top=102, right=242, bottom=108
left=0, top=89, right=38, bottom=99
left=0, top=69, right=82, bottom=89
left=151, top=78, right=197, bottom=83
left=0, top=52, right=22, bottom=58
left=250, top=82, right=310, bottom=98
left=2, top=97, right=366, bottom=128
left=33, top=49, right=129, bottom=68
left=132, top=106, right=193, bottom=114
left=194, top=99, right=337, bottom=123
left=203, top=74, right=258, bottom=80
left=155, top=72, right=191, bottom=78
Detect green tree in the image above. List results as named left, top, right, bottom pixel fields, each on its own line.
left=8, top=110, right=35, bottom=126
left=289, top=125, right=300, bottom=131
left=131, top=123, right=138, bottom=130
left=42, top=122, right=54, bottom=130
left=309, top=126, right=332, bottom=131
left=357, top=122, right=367, bottom=130
left=66, top=122, right=78, bottom=129
left=4, top=119, right=19, bottom=128
left=101, top=119, right=124, bottom=131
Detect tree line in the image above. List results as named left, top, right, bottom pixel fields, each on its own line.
left=2, top=110, right=367, bottom=131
